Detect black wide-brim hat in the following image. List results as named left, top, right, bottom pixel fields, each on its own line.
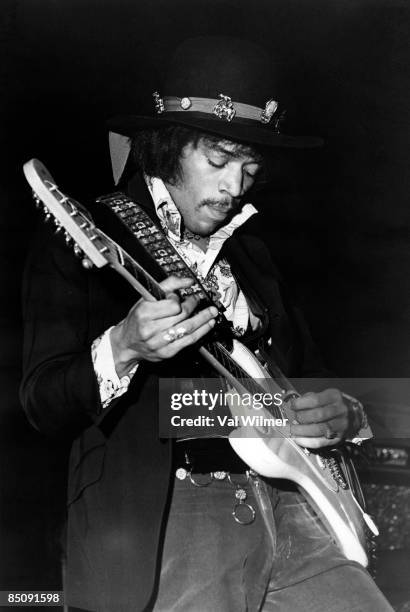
left=108, top=37, right=323, bottom=183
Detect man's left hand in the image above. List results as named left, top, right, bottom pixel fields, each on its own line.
left=290, top=389, right=355, bottom=449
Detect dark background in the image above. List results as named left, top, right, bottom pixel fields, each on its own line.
left=1, top=0, right=409, bottom=605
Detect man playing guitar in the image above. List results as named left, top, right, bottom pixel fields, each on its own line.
left=21, top=37, right=392, bottom=611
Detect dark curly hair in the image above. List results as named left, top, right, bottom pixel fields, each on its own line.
left=130, top=125, right=266, bottom=185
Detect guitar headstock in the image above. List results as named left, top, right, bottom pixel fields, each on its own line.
left=23, top=158, right=120, bottom=270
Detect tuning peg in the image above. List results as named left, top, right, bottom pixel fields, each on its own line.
left=73, top=244, right=82, bottom=257
left=64, top=232, right=72, bottom=245
left=32, top=192, right=42, bottom=208
left=44, top=213, right=52, bottom=222
left=81, top=257, right=93, bottom=269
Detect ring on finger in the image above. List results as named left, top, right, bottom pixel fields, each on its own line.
left=175, top=326, right=186, bottom=340
left=163, top=328, right=177, bottom=343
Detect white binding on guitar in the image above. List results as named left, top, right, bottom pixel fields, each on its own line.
left=23, top=158, right=378, bottom=568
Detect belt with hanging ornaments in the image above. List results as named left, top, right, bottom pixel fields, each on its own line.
left=176, top=466, right=257, bottom=526
left=153, top=91, right=286, bottom=130
left=175, top=454, right=257, bottom=525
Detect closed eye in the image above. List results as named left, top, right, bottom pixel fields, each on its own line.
left=207, top=158, right=226, bottom=169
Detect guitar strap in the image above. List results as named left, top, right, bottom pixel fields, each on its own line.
left=95, top=191, right=226, bottom=311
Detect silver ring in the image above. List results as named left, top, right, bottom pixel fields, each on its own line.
left=228, top=473, right=249, bottom=487
left=189, top=472, right=213, bottom=487
left=163, top=328, right=177, bottom=343
left=175, top=326, right=187, bottom=340
left=232, top=502, right=256, bottom=525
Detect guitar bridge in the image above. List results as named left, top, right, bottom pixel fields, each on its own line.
left=325, top=453, right=348, bottom=489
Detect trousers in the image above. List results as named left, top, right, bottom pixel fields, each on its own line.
left=152, top=473, right=394, bottom=612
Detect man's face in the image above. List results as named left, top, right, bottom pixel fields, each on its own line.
left=165, top=137, right=262, bottom=237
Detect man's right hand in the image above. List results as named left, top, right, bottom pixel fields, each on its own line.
left=110, top=276, right=218, bottom=378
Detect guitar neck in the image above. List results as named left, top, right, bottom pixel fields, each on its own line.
left=108, top=240, right=167, bottom=302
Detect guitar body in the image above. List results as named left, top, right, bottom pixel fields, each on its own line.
left=23, top=158, right=375, bottom=569
left=219, top=340, right=368, bottom=566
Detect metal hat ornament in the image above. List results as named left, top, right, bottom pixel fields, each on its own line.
left=108, top=36, right=322, bottom=184
left=152, top=92, right=285, bottom=129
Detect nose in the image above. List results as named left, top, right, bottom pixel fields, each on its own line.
left=218, top=165, right=244, bottom=199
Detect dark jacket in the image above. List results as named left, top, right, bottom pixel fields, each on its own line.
left=20, top=176, right=325, bottom=611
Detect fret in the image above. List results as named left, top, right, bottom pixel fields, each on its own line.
left=118, top=247, right=166, bottom=300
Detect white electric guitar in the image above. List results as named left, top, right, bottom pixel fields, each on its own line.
left=23, top=158, right=378, bottom=567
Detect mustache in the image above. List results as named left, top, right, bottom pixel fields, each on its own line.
left=199, top=198, right=239, bottom=209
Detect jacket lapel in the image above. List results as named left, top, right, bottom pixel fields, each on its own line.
left=222, top=232, right=295, bottom=373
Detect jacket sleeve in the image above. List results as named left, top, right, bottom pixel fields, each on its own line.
left=20, top=223, right=104, bottom=438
